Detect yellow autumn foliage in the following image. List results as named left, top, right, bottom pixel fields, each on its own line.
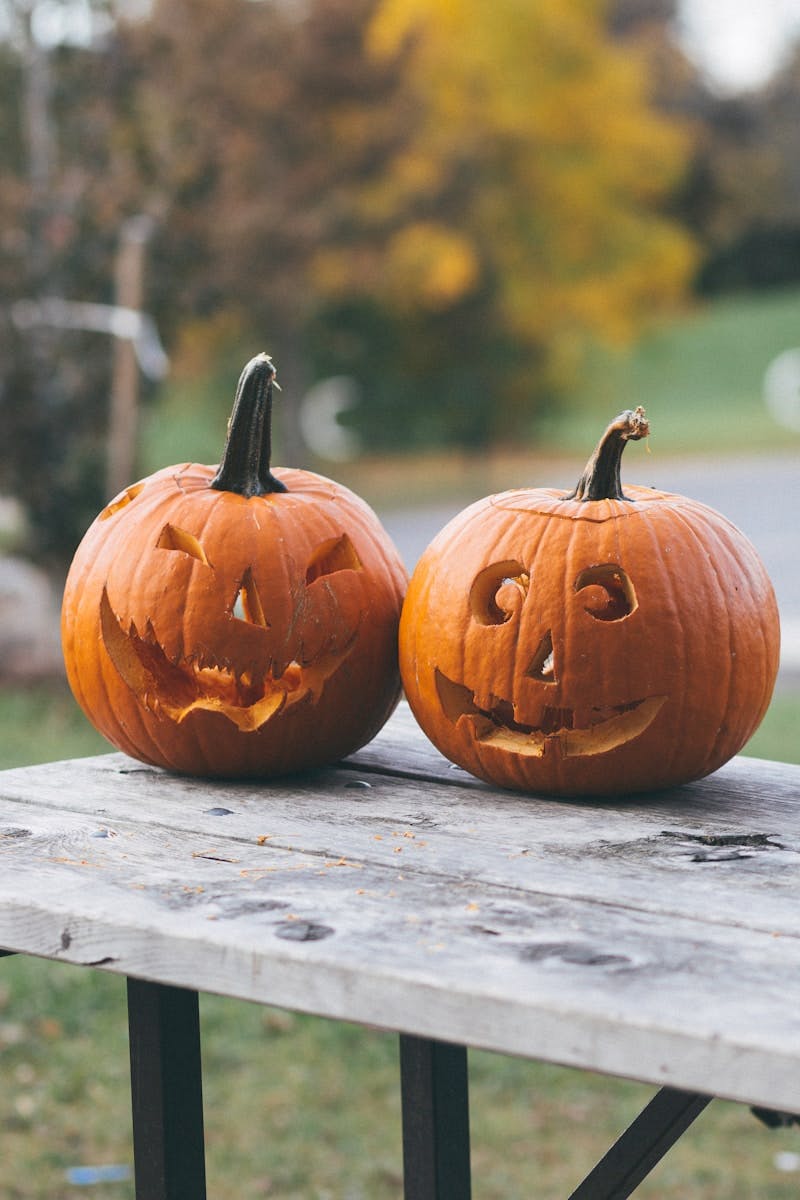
left=367, top=0, right=697, bottom=347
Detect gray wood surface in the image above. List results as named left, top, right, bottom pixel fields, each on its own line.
left=1, top=703, right=799, bottom=1112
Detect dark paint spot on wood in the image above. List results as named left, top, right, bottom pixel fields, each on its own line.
left=274, top=921, right=334, bottom=942
left=219, top=898, right=289, bottom=919
left=521, top=941, right=631, bottom=967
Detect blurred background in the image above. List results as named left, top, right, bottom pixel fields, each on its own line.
left=1, top=0, right=800, bottom=703
left=1, top=1, right=800, bottom=1195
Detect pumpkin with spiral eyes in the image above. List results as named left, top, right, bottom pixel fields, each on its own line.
left=399, top=408, right=780, bottom=797
left=62, top=354, right=408, bottom=778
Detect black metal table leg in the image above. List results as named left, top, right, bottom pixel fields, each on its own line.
left=400, top=1034, right=472, bottom=1200
left=568, top=1086, right=712, bottom=1200
left=127, top=977, right=207, bottom=1200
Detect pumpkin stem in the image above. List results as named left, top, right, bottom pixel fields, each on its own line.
left=564, top=406, right=650, bottom=502
left=210, top=353, right=288, bottom=497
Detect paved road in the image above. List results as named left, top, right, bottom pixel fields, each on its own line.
left=379, top=450, right=800, bottom=681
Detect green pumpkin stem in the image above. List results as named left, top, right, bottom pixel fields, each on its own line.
left=210, top=353, right=288, bottom=497
left=564, top=406, right=649, bottom=502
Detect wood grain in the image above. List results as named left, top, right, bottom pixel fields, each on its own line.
left=0, top=705, right=799, bottom=1112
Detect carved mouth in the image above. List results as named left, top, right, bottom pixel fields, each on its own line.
left=100, top=588, right=354, bottom=732
left=435, top=669, right=666, bottom=758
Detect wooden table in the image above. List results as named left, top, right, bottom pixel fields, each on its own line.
left=1, top=703, right=799, bottom=1198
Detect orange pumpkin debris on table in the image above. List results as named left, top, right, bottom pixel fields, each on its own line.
left=62, top=354, right=408, bottom=778
left=399, top=407, right=780, bottom=797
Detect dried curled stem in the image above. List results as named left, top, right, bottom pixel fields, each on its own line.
left=564, top=406, right=650, bottom=502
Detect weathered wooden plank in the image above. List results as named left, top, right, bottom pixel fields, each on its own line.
left=1, top=787, right=800, bottom=1111
left=1, top=707, right=799, bottom=1111
left=1, top=729, right=799, bottom=942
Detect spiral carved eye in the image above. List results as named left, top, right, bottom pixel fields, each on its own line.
left=469, top=560, right=529, bottom=626
left=574, top=563, right=637, bottom=621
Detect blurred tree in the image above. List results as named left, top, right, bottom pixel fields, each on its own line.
left=693, top=42, right=800, bottom=292
left=114, top=0, right=417, bottom=461
left=1, top=0, right=701, bottom=561
left=0, top=1, right=147, bottom=562
left=354, top=0, right=697, bottom=425
left=117, top=0, right=698, bottom=451
left=608, top=0, right=800, bottom=293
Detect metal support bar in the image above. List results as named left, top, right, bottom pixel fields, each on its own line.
left=400, top=1034, right=472, bottom=1200
left=127, top=978, right=207, bottom=1200
left=568, top=1086, right=712, bottom=1200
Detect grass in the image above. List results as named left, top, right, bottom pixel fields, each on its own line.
left=0, top=682, right=108, bottom=769
left=537, top=285, right=800, bottom=458
left=3, top=955, right=800, bottom=1199
left=744, top=686, right=800, bottom=764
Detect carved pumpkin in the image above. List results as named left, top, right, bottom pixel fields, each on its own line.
left=399, top=408, right=780, bottom=797
left=62, top=354, right=408, bottom=778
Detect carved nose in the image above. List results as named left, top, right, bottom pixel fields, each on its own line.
left=525, top=630, right=556, bottom=683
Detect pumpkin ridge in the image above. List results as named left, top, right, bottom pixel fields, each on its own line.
left=666, top=502, right=736, bottom=762
left=674, top=501, right=778, bottom=763
left=634, top=505, right=689, bottom=782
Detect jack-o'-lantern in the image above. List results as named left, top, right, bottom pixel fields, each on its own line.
left=399, top=408, right=780, bottom=797
left=62, top=354, right=408, bottom=778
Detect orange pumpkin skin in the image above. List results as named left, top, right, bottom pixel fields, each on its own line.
left=399, top=411, right=780, bottom=797
left=62, top=358, right=408, bottom=778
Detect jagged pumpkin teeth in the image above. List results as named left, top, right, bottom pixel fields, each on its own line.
left=400, top=406, right=780, bottom=798
left=61, top=354, right=408, bottom=779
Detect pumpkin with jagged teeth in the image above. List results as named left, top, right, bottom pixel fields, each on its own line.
left=62, top=354, right=408, bottom=779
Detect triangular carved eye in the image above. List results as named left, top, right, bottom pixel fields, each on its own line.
left=100, top=483, right=145, bottom=520
left=156, top=523, right=211, bottom=566
left=306, top=533, right=363, bottom=585
left=232, top=567, right=269, bottom=627
left=526, top=630, right=557, bottom=683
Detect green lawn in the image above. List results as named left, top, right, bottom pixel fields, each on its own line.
left=2, top=954, right=800, bottom=1198
left=539, top=285, right=800, bottom=456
